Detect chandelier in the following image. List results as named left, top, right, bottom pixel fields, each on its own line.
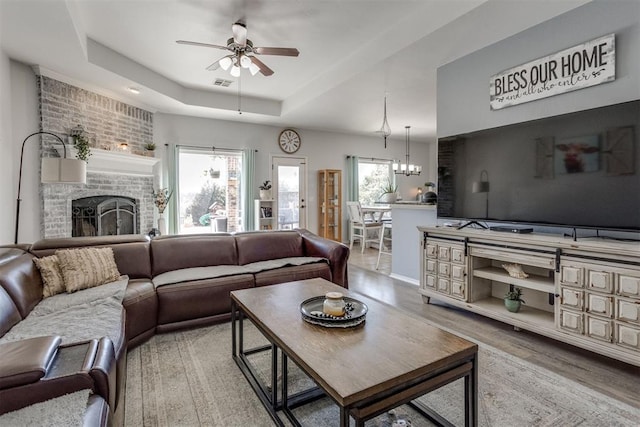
left=393, top=126, right=422, bottom=176
left=375, top=95, right=391, bottom=148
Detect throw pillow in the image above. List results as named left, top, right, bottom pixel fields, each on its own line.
left=33, top=255, right=65, bottom=298
left=56, top=247, right=121, bottom=293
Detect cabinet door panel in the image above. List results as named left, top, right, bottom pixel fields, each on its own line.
left=618, top=275, right=640, bottom=298
left=451, top=247, right=465, bottom=264
left=615, top=323, right=640, bottom=350
left=586, top=293, right=613, bottom=317
left=451, top=264, right=465, bottom=281
left=424, top=274, right=437, bottom=289
left=426, top=244, right=438, bottom=259
left=438, top=246, right=451, bottom=262
left=616, top=299, right=640, bottom=324
left=560, top=287, right=584, bottom=310
left=560, top=265, right=583, bottom=287
left=587, top=270, right=613, bottom=293
left=438, top=262, right=451, bottom=277
left=425, top=259, right=437, bottom=274
left=559, top=309, right=583, bottom=334
left=437, top=278, right=450, bottom=294
left=586, top=316, right=613, bottom=342
left=451, top=281, right=465, bottom=299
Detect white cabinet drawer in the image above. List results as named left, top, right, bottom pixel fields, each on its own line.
left=616, top=299, right=640, bottom=324
left=560, top=265, right=583, bottom=288
left=587, top=269, right=613, bottom=294
left=560, top=287, right=584, bottom=310
left=559, top=309, right=583, bottom=334
left=615, top=323, right=640, bottom=351
left=586, top=315, right=613, bottom=342
left=451, top=264, right=466, bottom=281
left=586, top=293, right=613, bottom=318
left=618, top=274, right=640, bottom=298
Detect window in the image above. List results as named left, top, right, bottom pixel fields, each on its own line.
left=177, top=147, right=243, bottom=234
left=358, top=159, right=394, bottom=206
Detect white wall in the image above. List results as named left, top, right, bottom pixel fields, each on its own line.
left=154, top=113, right=436, bottom=240
left=438, top=0, right=640, bottom=137
left=0, top=34, right=13, bottom=244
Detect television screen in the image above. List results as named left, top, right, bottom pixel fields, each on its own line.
left=437, top=100, right=640, bottom=231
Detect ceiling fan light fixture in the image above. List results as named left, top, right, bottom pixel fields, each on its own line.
left=230, top=65, right=241, bottom=77
left=249, top=62, right=260, bottom=76
left=219, top=56, right=233, bottom=71
left=240, top=54, right=252, bottom=69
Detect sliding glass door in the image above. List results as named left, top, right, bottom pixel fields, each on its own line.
left=176, top=146, right=243, bottom=234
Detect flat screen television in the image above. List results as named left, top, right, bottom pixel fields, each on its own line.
left=437, top=100, right=640, bottom=232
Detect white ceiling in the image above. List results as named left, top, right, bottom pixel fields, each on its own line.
left=0, top=0, right=590, bottom=143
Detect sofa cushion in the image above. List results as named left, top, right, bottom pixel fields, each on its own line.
left=254, top=263, right=332, bottom=287
left=151, top=235, right=238, bottom=276
left=32, top=255, right=65, bottom=298
left=0, top=287, right=22, bottom=339
left=56, top=248, right=121, bottom=293
left=235, top=231, right=304, bottom=265
left=122, top=279, right=157, bottom=344
left=153, top=265, right=250, bottom=287
left=0, top=253, right=43, bottom=319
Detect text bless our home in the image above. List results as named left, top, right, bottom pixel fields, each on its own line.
left=490, top=34, right=615, bottom=110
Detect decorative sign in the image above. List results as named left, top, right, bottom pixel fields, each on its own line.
left=490, top=34, right=615, bottom=110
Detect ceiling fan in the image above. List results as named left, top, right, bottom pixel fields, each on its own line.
left=176, top=22, right=299, bottom=77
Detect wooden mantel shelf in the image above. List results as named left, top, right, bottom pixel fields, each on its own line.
left=53, top=144, right=160, bottom=177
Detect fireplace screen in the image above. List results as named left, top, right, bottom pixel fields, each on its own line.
left=72, top=196, right=137, bottom=237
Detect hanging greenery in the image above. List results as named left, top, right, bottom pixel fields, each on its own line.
left=72, top=134, right=92, bottom=162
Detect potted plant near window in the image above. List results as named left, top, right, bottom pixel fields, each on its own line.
left=259, top=180, right=272, bottom=200
left=504, top=287, right=525, bottom=313
left=379, top=179, right=398, bottom=203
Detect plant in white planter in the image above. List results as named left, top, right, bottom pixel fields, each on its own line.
left=259, top=180, right=272, bottom=200
left=378, top=179, right=398, bottom=203
left=504, top=287, right=525, bottom=313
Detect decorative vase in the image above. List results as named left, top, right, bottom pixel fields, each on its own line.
left=260, top=189, right=272, bottom=200
left=504, top=299, right=522, bottom=313
left=157, top=213, right=167, bottom=236
left=380, top=193, right=397, bottom=204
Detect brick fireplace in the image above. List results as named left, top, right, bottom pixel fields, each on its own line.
left=38, top=75, right=159, bottom=239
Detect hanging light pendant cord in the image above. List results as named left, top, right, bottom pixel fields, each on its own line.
left=237, top=73, right=242, bottom=115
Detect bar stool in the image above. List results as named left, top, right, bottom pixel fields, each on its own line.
left=376, top=222, right=392, bottom=270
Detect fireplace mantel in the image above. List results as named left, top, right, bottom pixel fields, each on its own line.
left=53, top=144, right=160, bottom=176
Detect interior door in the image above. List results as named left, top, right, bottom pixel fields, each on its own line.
left=272, top=156, right=307, bottom=230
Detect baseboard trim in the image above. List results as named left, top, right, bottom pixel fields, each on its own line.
left=389, top=273, right=419, bottom=286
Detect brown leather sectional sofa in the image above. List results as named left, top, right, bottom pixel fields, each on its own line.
left=0, top=229, right=349, bottom=425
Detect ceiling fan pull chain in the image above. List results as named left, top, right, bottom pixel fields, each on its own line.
left=238, top=73, right=242, bottom=115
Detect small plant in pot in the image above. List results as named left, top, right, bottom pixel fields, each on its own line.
left=259, top=180, right=272, bottom=200
left=504, top=287, right=525, bottom=313
left=379, top=179, right=398, bottom=203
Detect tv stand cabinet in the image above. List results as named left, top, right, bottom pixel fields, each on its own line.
left=418, top=226, right=640, bottom=366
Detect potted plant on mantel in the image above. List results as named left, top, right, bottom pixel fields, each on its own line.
left=504, top=287, right=525, bottom=313
left=72, top=133, right=91, bottom=162
left=378, top=179, right=398, bottom=204
left=144, top=143, right=156, bottom=156
left=259, top=180, right=272, bottom=200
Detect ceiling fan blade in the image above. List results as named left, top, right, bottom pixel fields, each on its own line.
left=249, top=56, right=274, bottom=76
left=253, top=47, right=299, bottom=57
left=176, top=40, right=230, bottom=51
left=232, top=22, right=247, bottom=47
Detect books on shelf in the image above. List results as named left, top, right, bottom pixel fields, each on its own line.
left=260, top=207, right=273, bottom=218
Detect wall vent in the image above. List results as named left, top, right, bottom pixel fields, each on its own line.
left=213, top=79, right=233, bottom=87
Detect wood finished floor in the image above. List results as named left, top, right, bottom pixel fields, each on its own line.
left=347, top=247, right=640, bottom=410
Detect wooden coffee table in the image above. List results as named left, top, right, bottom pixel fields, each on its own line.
left=231, top=278, right=478, bottom=426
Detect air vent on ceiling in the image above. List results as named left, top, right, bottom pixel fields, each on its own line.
left=213, top=79, right=233, bottom=87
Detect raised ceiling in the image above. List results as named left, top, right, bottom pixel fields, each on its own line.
left=0, top=0, right=589, bottom=142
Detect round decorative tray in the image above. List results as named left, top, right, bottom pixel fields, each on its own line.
left=300, top=296, right=368, bottom=328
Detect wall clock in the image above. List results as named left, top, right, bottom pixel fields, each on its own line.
left=278, top=129, right=301, bottom=154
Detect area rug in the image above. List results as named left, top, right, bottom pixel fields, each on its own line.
left=125, top=321, right=639, bottom=426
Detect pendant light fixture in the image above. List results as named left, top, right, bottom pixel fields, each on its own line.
left=393, top=126, right=422, bottom=176
left=376, top=95, right=392, bottom=148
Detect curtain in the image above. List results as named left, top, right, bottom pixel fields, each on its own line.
left=242, top=148, right=256, bottom=231
left=167, top=144, right=178, bottom=234
left=346, top=155, right=359, bottom=202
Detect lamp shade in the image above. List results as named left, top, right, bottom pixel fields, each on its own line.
left=472, top=181, right=490, bottom=193
left=41, top=158, right=86, bottom=184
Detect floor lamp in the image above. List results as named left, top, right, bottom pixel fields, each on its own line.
left=14, top=131, right=87, bottom=244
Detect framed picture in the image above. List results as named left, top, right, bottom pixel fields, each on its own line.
left=554, top=135, right=600, bottom=174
